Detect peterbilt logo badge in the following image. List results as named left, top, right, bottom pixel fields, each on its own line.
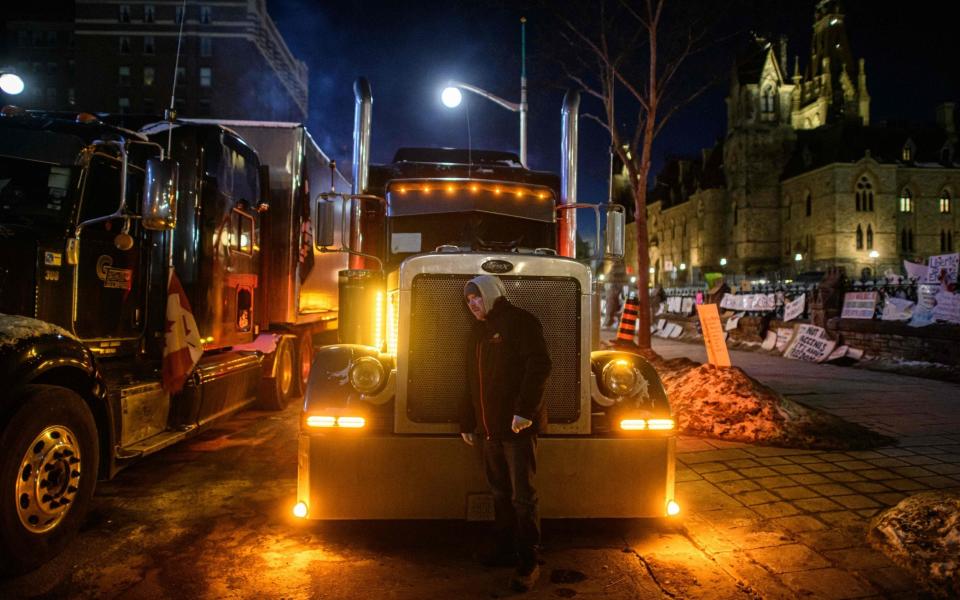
left=481, top=260, right=513, bottom=273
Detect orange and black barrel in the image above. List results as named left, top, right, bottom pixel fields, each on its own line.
left=616, top=293, right=639, bottom=344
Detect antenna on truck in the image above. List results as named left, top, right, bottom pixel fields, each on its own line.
left=165, top=0, right=189, bottom=157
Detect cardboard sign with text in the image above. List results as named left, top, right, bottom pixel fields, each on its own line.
left=696, top=303, right=731, bottom=367
left=841, top=291, right=878, bottom=319
left=783, top=295, right=805, bottom=322
left=783, top=324, right=836, bottom=363
left=925, top=253, right=958, bottom=284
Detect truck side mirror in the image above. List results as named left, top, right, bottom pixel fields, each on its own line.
left=142, top=158, right=179, bottom=231
left=604, top=206, right=625, bottom=259
left=316, top=198, right=336, bottom=248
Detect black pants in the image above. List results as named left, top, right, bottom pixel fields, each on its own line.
left=481, top=435, right=540, bottom=570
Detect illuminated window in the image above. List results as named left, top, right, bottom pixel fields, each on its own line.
left=901, top=143, right=913, bottom=162
left=941, top=191, right=952, bottom=213
left=118, top=97, right=130, bottom=113
left=143, top=66, right=155, bottom=86
left=232, top=208, right=254, bottom=254
left=899, top=189, right=913, bottom=213
left=199, top=67, right=212, bottom=87
left=118, top=66, right=130, bottom=86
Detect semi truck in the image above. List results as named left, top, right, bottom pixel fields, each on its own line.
left=0, top=108, right=348, bottom=573
left=293, top=79, right=678, bottom=522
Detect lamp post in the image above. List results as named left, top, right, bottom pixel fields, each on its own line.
left=441, top=18, right=528, bottom=166
left=869, top=250, right=879, bottom=279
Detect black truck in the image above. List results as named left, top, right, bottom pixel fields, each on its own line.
left=0, top=109, right=348, bottom=573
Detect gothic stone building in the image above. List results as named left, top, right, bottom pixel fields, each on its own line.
left=629, top=0, right=959, bottom=286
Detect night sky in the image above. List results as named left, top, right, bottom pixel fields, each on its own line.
left=267, top=0, right=959, bottom=204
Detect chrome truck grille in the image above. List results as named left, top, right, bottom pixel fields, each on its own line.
left=407, top=274, right=581, bottom=424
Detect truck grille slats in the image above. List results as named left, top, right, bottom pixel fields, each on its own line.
left=407, top=275, right=581, bottom=424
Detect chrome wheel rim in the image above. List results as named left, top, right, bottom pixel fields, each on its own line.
left=16, top=425, right=82, bottom=534
left=278, top=345, right=294, bottom=397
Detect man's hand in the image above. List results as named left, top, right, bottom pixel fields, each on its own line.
left=511, top=415, right=533, bottom=433
left=461, top=432, right=475, bottom=446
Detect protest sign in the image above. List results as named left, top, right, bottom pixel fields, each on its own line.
left=783, top=324, right=836, bottom=363
left=841, top=291, right=878, bottom=319
left=881, top=297, right=914, bottom=321
left=909, top=284, right=939, bottom=327
left=680, top=297, right=694, bottom=315
left=761, top=330, right=777, bottom=351
left=696, top=303, right=731, bottom=367
left=904, top=260, right=927, bottom=281
left=667, top=323, right=683, bottom=338
left=783, top=295, right=805, bottom=321
left=775, top=327, right=794, bottom=352
left=933, top=290, right=960, bottom=324
left=826, top=345, right=849, bottom=362
left=667, top=296, right=683, bottom=313
left=724, top=312, right=744, bottom=331
left=925, top=253, right=958, bottom=284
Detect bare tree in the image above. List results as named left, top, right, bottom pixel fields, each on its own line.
left=554, top=0, right=726, bottom=348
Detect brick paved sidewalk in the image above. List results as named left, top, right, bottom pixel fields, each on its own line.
left=654, top=339, right=960, bottom=599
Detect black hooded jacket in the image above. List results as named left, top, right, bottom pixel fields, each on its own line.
left=459, top=297, right=552, bottom=438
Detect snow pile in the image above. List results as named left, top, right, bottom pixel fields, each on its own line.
left=869, top=492, right=960, bottom=598
left=0, top=313, right=77, bottom=348
left=641, top=350, right=892, bottom=449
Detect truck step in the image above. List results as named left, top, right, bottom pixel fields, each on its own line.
left=115, top=425, right=195, bottom=459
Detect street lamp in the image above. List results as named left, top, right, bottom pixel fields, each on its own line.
left=719, top=257, right=727, bottom=267
left=0, top=70, right=25, bottom=96
left=869, top=250, right=879, bottom=278
left=441, top=18, right=528, bottom=166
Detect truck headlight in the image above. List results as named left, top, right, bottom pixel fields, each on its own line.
left=350, top=356, right=384, bottom=393
left=602, top=359, right=642, bottom=397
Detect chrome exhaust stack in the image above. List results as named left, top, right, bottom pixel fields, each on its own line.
left=559, top=90, right=580, bottom=257
left=349, top=78, right=373, bottom=266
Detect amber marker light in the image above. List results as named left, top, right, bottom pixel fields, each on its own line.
left=667, top=500, right=680, bottom=516
left=398, top=186, right=407, bottom=194
left=647, top=419, right=675, bottom=430
left=515, top=189, right=523, bottom=197
left=494, top=186, right=502, bottom=195
left=446, top=184, right=455, bottom=194
left=470, top=184, right=479, bottom=193
left=306, top=415, right=336, bottom=427
left=620, top=419, right=646, bottom=431
left=537, top=192, right=546, bottom=199
left=293, top=502, right=309, bottom=518
left=337, top=416, right=366, bottom=428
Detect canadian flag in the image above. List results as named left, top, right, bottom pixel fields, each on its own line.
left=162, top=270, right=202, bottom=393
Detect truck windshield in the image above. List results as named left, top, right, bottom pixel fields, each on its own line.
left=0, top=156, right=75, bottom=226
left=389, top=211, right=555, bottom=265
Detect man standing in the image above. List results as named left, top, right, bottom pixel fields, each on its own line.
left=460, top=274, right=552, bottom=593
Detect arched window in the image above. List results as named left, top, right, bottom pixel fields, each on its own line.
left=941, top=190, right=952, bottom=214
left=805, top=193, right=812, bottom=217
left=902, top=141, right=914, bottom=162
left=866, top=225, right=873, bottom=249
left=909, top=229, right=914, bottom=252
left=856, top=225, right=863, bottom=250
left=942, top=230, right=948, bottom=252
left=761, top=85, right=775, bottom=118
left=856, top=176, right=873, bottom=212
left=899, top=189, right=913, bottom=213
left=901, top=228, right=908, bottom=252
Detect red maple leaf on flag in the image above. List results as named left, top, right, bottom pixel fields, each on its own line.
left=162, top=270, right=202, bottom=393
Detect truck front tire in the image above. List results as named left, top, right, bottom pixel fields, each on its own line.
left=0, top=385, right=99, bottom=575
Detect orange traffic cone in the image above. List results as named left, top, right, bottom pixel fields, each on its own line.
left=615, top=293, right=640, bottom=346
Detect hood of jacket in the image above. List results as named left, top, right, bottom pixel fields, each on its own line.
left=464, top=274, right=507, bottom=312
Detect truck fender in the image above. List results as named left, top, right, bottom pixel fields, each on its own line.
left=303, top=344, right=393, bottom=412
left=0, top=319, right=114, bottom=477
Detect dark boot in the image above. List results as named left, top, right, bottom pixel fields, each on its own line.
left=509, top=563, right=540, bottom=592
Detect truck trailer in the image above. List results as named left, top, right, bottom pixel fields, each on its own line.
left=0, top=108, right=347, bottom=573
left=294, top=80, right=678, bottom=522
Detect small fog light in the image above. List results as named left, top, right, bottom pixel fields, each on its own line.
left=666, top=500, right=680, bottom=516
left=293, top=501, right=309, bottom=518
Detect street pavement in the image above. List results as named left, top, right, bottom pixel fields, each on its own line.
left=2, top=339, right=958, bottom=599
left=655, top=337, right=960, bottom=599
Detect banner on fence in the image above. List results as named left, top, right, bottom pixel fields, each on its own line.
left=783, top=295, right=805, bottom=321
left=720, top=293, right=777, bottom=312
left=933, top=290, right=960, bottom=324
left=925, top=253, right=959, bottom=284
left=909, top=284, right=940, bottom=327
left=783, top=324, right=836, bottom=362
left=881, top=297, right=915, bottom=321
left=696, top=303, right=731, bottom=367
left=841, top=291, right=878, bottom=319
